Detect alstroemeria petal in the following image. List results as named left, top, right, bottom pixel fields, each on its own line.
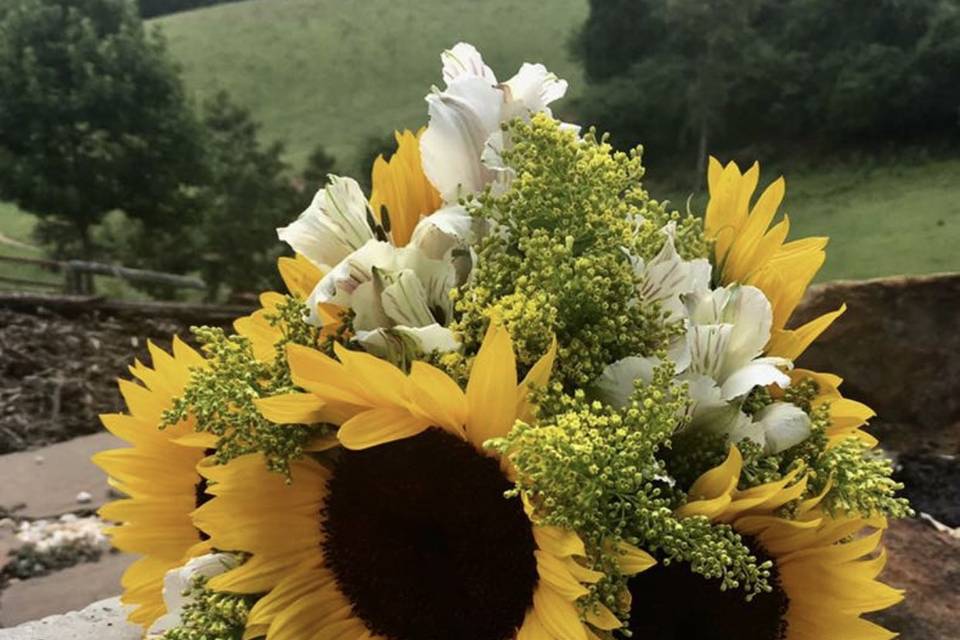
left=421, top=75, right=503, bottom=202
left=441, top=42, right=497, bottom=85
left=720, top=360, right=791, bottom=400
left=592, top=356, right=657, bottom=409
left=502, top=62, right=568, bottom=115
left=757, top=402, right=812, bottom=454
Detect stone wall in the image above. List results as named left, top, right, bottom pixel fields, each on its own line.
left=793, top=272, right=960, bottom=454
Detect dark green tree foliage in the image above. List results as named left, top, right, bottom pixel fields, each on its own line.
left=575, top=0, right=960, bottom=163
left=355, top=132, right=397, bottom=193
left=300, top=144, right=338, bottom=194
left=195, top=91, right=301, bottom=300
left=572, top=0, right=666, bottom=82
left=0, top=0, right=203, bottom=261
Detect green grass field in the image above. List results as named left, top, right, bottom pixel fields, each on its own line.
left=777, top=159, right=960, bottom=280
left=0, top=201, right=60, bottom=292
left=152, top=0, right=589, bottom=171
left=4, top=159, right=957, bottom=286
left=0, top=204, right=158, bottom=299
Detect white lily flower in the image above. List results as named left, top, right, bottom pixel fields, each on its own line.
left=501, top=62, right=569, bottom=119
left=421, top=42, right=568, bottom=202
left=723, top=401, right=811, bottom=455
left=421, top=75, right=503, bottom=202
left=277, top=175, right=376, bottom=271
left=750, top=402, right=812, bottom=454
left=356, top=324, right=459, bottom=363
left=409, top=204, right=482, bottom=260
left=147, top=553, right=238, bottom=638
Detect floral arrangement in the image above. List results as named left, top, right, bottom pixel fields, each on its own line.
left=95, top=43, right=910, bottom=640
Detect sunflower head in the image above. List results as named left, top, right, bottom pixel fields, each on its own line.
left=627, top=446, right=903, bottom=640
left=207, top=321, right=655, bottom=640
left=92, top=338, right=216, bottom=629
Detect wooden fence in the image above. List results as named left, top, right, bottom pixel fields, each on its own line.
left=0, top=254, right=205, bottom=294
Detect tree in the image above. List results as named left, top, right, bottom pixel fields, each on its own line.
left=0, top=0, right=203, bottom=290
left=194, top=91, right=301, bottom=300
left=574, top=0, right=960, bottom=178
left=355, top=132, right=397, bottom=194
left=574, top=0, right=761, bottom=178
left=300, top=143, right=338, bottom=194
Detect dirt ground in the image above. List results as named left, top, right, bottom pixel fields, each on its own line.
left=0, top=304, right=237, bottom=454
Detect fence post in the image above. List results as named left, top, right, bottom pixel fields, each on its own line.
left=63, top=262, right=79, bottom=294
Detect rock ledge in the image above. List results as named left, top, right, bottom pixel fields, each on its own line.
left=0, top=597, right=138, bottom=640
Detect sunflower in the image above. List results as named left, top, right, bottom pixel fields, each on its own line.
left=369, top=128, right=443, bottom=247
left=93, top=338, right=218, bottom=628
left=195, top=322, right=653, bottom=640
left=704, top=157, right=845, bottom=361
left=627, top=446, right=902, bottom=640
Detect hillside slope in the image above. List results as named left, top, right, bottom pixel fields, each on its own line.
left=153, top=0, right=588, bottom=170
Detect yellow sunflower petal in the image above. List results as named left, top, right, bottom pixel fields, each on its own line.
left=535, top=551, right=591, bottom=600
left=408, top=360, right=468, bottom=433
left=255, top=393, right=328, bottom=425
left=532, top=585, right=588, bottom=640
left=337, top=407, right=431, bottom=450
left=369, top=129, right=442, bottom=247
left=585, top=602, right=622, bottom=630
left=688, top=446, right=742, bottom=500
left=613, top=542, right=657, bottom=575
left=534, top=525, right=587, bottom=559
left=278, top=253, right=324, bottom=298
left=465, top=321, right=518, bottom=446
left=517, top=336, right=557, bottom=424
left=767, top=304, right=846, bottom=360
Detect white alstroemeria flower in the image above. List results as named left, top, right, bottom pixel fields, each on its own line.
left=277, top=173, right=482, bottom=359
left=682, top=284, right=792, bottom=399
left=410, top=204, right=481, bottom=259
left=593, top=358, right=810, bottom=455
left=421, top=42, right=568, bottom=202
left=632, top=223, right=712, bottom=321
left=306, top=239, right=459, bottom=357
left=277, top=175, right=377, bottom=271
left=147, top=553, right=238, bottom=638
left=592, top=282, right=810, bottom=453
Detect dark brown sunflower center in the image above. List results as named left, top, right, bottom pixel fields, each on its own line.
left=627, top=537, right=789, bottom=640
left=322, top=427, right=538, bottom=640
left=194, top=448, right=216, bottom=541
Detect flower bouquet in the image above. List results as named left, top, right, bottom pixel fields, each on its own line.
left=95, top=43, right=910, bottom=640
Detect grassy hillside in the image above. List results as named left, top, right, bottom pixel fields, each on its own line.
left=655, top=158, right=960, bottom=282
left=2, top=0, right=956, bottom=289
left=781, top=159, right=960, bottom=281
left=4, top=159, right=957, bottom=287
left=153, top=0, right=589, bottom=170
left=0, top=202, right=57, bottom=291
